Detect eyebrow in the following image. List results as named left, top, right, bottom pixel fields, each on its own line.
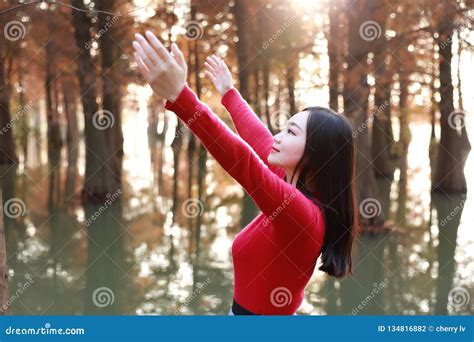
left=289, top=121, right=302, bottom=131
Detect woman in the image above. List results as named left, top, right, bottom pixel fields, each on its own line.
left=132, top=31, right=358, bottom=316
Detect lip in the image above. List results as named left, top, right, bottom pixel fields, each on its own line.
left=271, top=146, right=280, bottom=153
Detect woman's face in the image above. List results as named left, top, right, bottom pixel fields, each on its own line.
left=267, top=110, right=309, bottom=174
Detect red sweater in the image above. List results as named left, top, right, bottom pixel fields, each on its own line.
left=165, top=86, right=325, bottom=315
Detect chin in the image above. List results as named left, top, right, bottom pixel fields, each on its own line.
left=267, top=155, right=278, bottom=166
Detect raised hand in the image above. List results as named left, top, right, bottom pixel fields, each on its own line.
left=204, top=55, right=233, bottom=97
left=132, top=31, right=187, bottom=102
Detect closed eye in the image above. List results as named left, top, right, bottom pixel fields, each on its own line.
left=287, top=128, right=295, bottom=135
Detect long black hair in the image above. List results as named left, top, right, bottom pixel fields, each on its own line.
left=288, top=106, right=358, bottom=278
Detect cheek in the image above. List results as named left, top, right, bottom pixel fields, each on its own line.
left=285, top=141, right=305, bottom=165
left=269, top=138, right=305, bottom=168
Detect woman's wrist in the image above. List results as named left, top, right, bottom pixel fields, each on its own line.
left=168, top=83, right=186, bottom=103
left=221, top=86, right=233, bottom=97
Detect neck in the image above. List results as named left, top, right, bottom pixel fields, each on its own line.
left=286, top=168, right=300, bottom=187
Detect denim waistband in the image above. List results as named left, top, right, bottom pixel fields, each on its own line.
left=231, top=299, right=258, bottom=315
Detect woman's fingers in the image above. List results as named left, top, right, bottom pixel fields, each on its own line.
left=133, top=41, right=155, bottom=71
left=210, top=55, right=220, bottom=65
left=214, top=56, right=230, bottom=75
left=211, top=55, right=231, bottom=77
left=134, top=34, right=162, bottom=67
left=211, top=55, right=224, bottom=70
left=204, top=61, right=218, bottom=75
left=134, top=52, right=149, bottom=79
left=171, top=43, right=186, bottom=68
left=220, top=59, right=231, bottom=74
left=205, top=70, right=216, bottom=83
left=206, top=55, right=220, bottom=70
left=145, top=31, right=172, bottom=63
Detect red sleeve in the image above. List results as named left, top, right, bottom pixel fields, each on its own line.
left=165, top=85, right=319, bottom=232
left=221, top=88, right=285, bottom=178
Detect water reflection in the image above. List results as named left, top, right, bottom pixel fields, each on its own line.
left=83, top=199, right=131, bottom=315
left=2, top=121, right=473, bottom=315
left=432, top=193, right=466, bottom=314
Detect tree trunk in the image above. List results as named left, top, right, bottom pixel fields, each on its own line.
left=45, top=39, right=63, bottom=207
left=63, top=79, right=79, bottom=203
left=187, top=129, right=196, bottom=252
left=257, top=8, right=274, bottom=135
left=0, top=40, right=17, bottom=165
left=97, top=0, right=124, bottom=185
left=286, top=63, right=297, bottom=115
left=0, top=190, right=8, bottom=315
left=328, top=2, right=341, bottom=112
left=252, top=61, right=261, bottom=116
left=456, top=30, right=463, bottom=111
left=371, top=3, right=393, bottom=179
left=343, top=0, right=383, bottom=227
left=171, top=119, right=184, bottom=226
left=185, top=13, right=200, bottom=254
left=432, top=192, right=463, bottom=314
left=71, top=0, right=119, bottom=202
left=158, top=113, right=167, bottom=197
left=429, top=52, right=438, bottom=174
left=432, top=14, right=471, bottom=194
left=44, top=18, right=63, bottom=155
left=262, top=60, right=274, bottom=135
left=193, top=36, right=206, bottom=258
left=396, top=76, right=410, bottom=223
left=185, top=46, right=195, bottom=242
left=170, top=33, right=184, bottom=229
left=17, top=65, right=28, bottom=168
left=233, top=0, right=259, bottom=226
left=147, top=94, right=160, bottom=213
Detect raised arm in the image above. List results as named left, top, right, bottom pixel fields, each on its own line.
left=205, top=55, right=285, bottom=178
left=164, top=84, right=318, bottom=232
left=221, top=87, right=285, bottom=177
left=132, top=31, right=320, bottom=235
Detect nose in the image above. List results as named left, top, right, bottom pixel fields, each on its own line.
left=273, top=132, right=282, bottom=144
